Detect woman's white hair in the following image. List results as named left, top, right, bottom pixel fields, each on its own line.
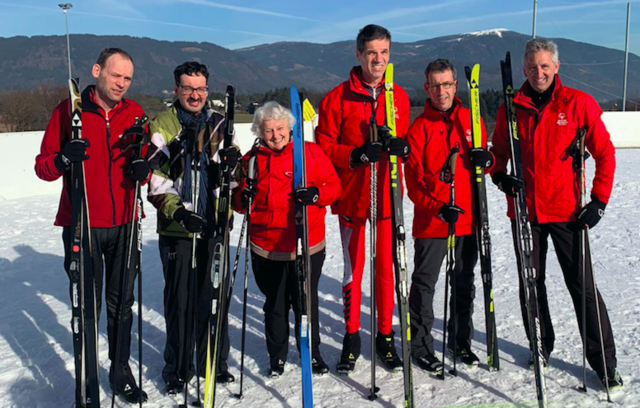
left=251, top=101, right=296, bottom=138
left=523, top=38, right=559, bottom=64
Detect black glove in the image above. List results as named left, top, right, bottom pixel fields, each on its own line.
left=173, top=207, right=206, bottom=233
left=127, top=158, right=150, bottom=182
left=577, top=198, right=607, bottom=229
left=387, top=137, right=410, bottom=159
left=295, top=187, right=320, bottom=205
left=219, top=146, right=240, bottom=168
left=54, top=139, right=90, bottom=171
left=469, top=148, right=493, bottom=168
left=351, top=142, right=383, bottom=166
left=240, top=186, right=256, bottom=210
left=438, top=204, right=465, bottom=224
left=492, top=172, right=524, bottom=198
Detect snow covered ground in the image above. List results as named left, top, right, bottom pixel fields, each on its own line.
left=0, top=149, right=638, bottom=408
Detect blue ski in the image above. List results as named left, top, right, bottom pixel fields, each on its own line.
left=290, top=86, right=314, bottom=408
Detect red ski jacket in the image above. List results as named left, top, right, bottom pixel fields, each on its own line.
left=405, top=97, right=489, bottom=239
left=491, top=75, right=616, bottom=223
left=35, top=86, right=148, bottom=228
left=232, top=141, right=341, bottom=259
left=315, top=66, right=411, bottom=220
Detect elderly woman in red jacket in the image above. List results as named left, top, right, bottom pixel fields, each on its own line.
left=232, top=101, right=341, bottom=378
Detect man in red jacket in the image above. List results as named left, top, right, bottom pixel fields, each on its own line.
left=316, top=24, right=411, bottom=374
left=491, top=38, right=622, bottom=389
left=405, top=59, right=493, bottom=374
left=35, top=48, right=150, bottom=403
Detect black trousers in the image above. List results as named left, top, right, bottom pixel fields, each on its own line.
left=511, top=221, right=616, bottom=376
left=63, top=224, right=138, bottom=366
left=409, top=234, right=477, bottom=357
left=251, top=249, right=324, bottom=367
left=159, top=235, right=230, bottom=384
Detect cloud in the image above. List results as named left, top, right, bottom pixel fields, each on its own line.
left=71, top=10, right=286, bottom=43
left=394, top=0, right=636, bottom=31
left=173, top=0, right=324, bottom=22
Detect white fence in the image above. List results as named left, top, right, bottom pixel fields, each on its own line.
left=0, top=122, right=315, bottom=201
left=1, top=113, right=637, bottom=201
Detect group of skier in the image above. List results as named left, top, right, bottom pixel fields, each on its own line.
left=35, top=21, right=623, bottom=408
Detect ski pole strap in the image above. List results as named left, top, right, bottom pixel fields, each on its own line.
left=369, top=114, right=378, bottom=143
left=440, top=144, right=460, bottom=184
left=570, top=126, right=590, bottom=170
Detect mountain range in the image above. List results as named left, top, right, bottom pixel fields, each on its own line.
left=0, top=29, right=638, bottom=101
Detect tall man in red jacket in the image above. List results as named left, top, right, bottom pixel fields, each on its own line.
left=316, top=24, right=411, bottom=374
left=491, top=38, right=622, bottom=389
left=405, top=59, right=493, bottom=374
left=35, top=48, right=150, bottom=403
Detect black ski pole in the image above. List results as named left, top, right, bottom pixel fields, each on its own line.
left=180, top=129, right=203, bottom=408
left=575, top=127, right=589, bottom=394
left=111, top=116, right=148, bottom=408
left=234, top=144, right=258, bottom=400
left=439, top=143, right=459, bottom=380
left=575, top=127, right=612, bottom=402
left=367, top=113, right=379, bottom=401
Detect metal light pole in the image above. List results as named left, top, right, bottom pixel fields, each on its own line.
left=622, top=2, right=631, bottom=111
left=532, top=0, right=538, bottom=39
left=58, top=3, right=73, bottom=80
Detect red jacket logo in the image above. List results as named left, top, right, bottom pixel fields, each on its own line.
left=557, top=112, right=568, bottom=126
left=466, top=128, right=472, bottom=143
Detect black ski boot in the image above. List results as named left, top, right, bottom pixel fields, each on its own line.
left=376, top=330, right=403, bottom=372
left=336, top=331, right=361, bottom=375
left=110, top=362, right=148, bottom=404
left=601, top=367, right=623, bottom=390
left=216, top=369, right=236, bottom=384
left=312, top=353, right=330, bottom=375
left=449, top=345, right=480, bottom=368
left=165, top=379, right=184, bottom=395
left=414, top=352, right=443, bottom=375
left=269, top=359, right=286, bottom=378
left=528, top=353, right=549, bottom=370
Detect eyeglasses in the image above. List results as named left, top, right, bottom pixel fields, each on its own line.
left=178, top=85, right=209, bottom=96
left=427, top=81, right=456, bottom=92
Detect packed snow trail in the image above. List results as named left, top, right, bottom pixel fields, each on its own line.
left=0, top=150, right=637, bottom=407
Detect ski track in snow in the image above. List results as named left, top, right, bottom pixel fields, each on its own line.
left=0, top=150, right=638, bottom=408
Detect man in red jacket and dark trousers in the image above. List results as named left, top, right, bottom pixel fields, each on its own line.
left=405, top=59, right=493, bottom=374
left=35, top=48, right=150, bottom=404
left=316, top=24, right=411, bottom=374
left=491, top=38, right=622, bottom=389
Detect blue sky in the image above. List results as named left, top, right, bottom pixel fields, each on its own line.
left=0, top=0, right=638, bottom=54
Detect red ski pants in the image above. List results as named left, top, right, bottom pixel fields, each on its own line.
left=339, top=215, right=395, bottom=335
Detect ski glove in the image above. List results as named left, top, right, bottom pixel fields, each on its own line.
left=127, top=158, right=150, bottom=182
left=577, top=197, right=607, bottom=229
left=387, top=137, right=411, bottom=159
left=492, top=172, right=524, bottom=198
left=469, top=148, right=493, bottom=168
left=351, top=142, right=383, bottom=166
left=240, top=186, right=256, bottom=210
left=219, top=146, right=240, bottom=169
left=295, top=186, right=320, bottom=205
left=439, top=204, right=465, bottom=224
left=55, top=139, right=90, bottom=171
left=173, top=207, right=206, bottom=233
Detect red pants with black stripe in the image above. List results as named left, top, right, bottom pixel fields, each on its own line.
left=339, top=215, right=395, bottom=335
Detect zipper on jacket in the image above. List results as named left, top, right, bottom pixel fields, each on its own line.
left=105, top=116, right=117, bottom=227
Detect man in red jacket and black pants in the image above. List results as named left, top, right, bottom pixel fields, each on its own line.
left=35, top=48, right=150, bottom=403
left=405, top=59, right=493, bottom=374
left=491, top=38, right=622, bottom=389
left=316, top=24, right=411, bottom=374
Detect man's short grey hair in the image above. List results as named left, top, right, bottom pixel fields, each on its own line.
left=523, top=38, right=559, bottom=64
left=251, top=101, right=296, bottom=138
